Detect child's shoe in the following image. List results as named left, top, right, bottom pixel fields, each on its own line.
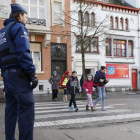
left=68, top=106, right=73, bottom=110
left=101, top=108, right=107, bottom=111
left=91, top=106, right=96, bottom=111
left=75, top=107, right=79, bottom=112
left=93, top=103, right=96, bottom=108
left=86, top=105, right=89, bottom=110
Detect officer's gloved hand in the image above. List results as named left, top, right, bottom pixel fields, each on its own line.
left=29, top=72, right=38, bottom=89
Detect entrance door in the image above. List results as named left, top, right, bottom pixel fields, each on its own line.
left=132, top=69, right=137, bottom=89
left=52, top=61, right=66, bottom=78
left=51, top=43, right=67, bottom=78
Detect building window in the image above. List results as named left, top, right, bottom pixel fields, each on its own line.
left=84, top=37, right=90, bottom=52
left=113, top=40, right=126, bottom=57
left=84, top=12, right=89, bottom=26
left=115, top=17, right=118, bottom=29
left=125, top=18, right=128, bottom=30
left=0, top=1, right=10, bottom=18
left=128, top=41, right=133, bottom=57
left=78, top=10, right=82, bottom=24
left=106, top=39, right=111, bottom=56
left=110, top=16, right=113, bottom=29
left=76, top=36, right=91, bottom=52
left=76, top=36, right=81, bottom=51
left=22, top=0, right=45, bottom=19
left=30, top=43, right=42, bottom=71
left=53, top=1, right=63, bottom=24
left=76, top=36, right=98, bottom=53
left=91, top=38, right=98, bottom=52
left=120, top=17, right=123, bottom=30
left=91, top=12, right=95, bottom=26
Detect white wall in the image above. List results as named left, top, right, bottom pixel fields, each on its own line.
left=71, top=1, right=140, bottom=89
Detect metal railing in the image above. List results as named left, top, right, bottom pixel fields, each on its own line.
left=27, top=18, right=46, bottom=26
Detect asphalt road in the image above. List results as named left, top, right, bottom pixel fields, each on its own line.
left=0, top=91, right=140, bottom=140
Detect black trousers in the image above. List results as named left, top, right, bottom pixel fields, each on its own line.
left=69, top=94, right=77, bottom=108
left=52, top=90, right=58, bottom=99
left=64, top=88, right=68, bottom=95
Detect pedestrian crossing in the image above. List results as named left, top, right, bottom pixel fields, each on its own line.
left=34, top=101, right=138, bottom=128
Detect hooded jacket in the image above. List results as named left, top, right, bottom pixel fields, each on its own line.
left=66, top=76, right=80, bottom=95
left=94, top=70, right=108, bottom=87
left=82, top=80, right=94, bottom=94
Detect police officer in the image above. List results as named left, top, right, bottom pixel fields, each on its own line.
left=0, top=3, right=38, bottom=140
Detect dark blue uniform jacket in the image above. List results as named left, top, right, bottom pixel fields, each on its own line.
left=0, top=18, right=35, bottom=73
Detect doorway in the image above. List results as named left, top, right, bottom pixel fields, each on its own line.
left=51, top=43, right=67, bottom=78
left=132, top=69, right=137, bottom=89
left=52, top=61, right=66, bottom=78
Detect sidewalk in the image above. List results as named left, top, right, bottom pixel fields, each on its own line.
left=34, top=90, right=140, bottom=102
left=1, top=90, right=140, bottom=103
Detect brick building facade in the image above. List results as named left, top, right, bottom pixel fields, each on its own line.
left=0, top=0, right=72, bottom=93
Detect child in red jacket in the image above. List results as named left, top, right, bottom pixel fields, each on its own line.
left=83, top=75, right=96, bottom=111
left=59, top=71, right=70, bottom=101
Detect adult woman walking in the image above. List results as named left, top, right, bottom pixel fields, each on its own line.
left=93, top=66, right=109, bottom=111
left=49, top=71, right=61, bottom=101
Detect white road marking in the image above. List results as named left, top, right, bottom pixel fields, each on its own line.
left=35, top=102, right=125, bottom=107
left=35, top=106, right=114, bottom=113
left=35, top=104, right=95, bottom=110
left=35, top=104, right=125, bottom=110
left=35, top=109, right=130, bottom=119
left=35, top=100, right=86, bottom=105
left=34, top=113, right=140, bottom=127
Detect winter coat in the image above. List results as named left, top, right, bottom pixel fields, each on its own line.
left=49, top=75, right=61, bottom=90
left=94, top=70, right=108, bottom=87
left=82, top=80, right=94, bottom=94
left=1, top=18, right=35, bottom=73
left=59, top=71, right=70, bottom=88
left=66, top=76, right=80, bottom=95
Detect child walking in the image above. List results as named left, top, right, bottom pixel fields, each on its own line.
left=59, top=71, right=70, bottom=102
left=66, top=71, right=80, bottom=112
left=82, top=75, right=96, bottom=111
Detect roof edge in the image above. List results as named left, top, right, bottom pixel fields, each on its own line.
left=73, top=0, right=140, bottom=11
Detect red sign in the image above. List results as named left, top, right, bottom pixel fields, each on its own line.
left=106, top=64, right=129, bottom=79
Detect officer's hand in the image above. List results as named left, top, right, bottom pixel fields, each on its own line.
left=29, top=72, right=38, bottom=89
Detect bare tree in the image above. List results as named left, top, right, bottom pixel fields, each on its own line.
left=54, top=0, right=111, bottom=94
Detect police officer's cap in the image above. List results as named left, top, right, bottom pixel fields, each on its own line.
left=11, top=3, right=27, bottom=14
